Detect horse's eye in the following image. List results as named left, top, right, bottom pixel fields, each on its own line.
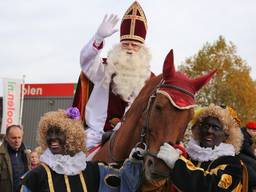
left=173, top=105, right=182, bottom=112
left=155, top=104, right=162, bottom=112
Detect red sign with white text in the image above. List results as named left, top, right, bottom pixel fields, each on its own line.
left=24, top=83, right=76, bottom=97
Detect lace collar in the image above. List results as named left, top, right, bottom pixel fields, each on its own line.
left=40, top=148, right=87, bottom=175
left=186, top=137, right=235, bottom=162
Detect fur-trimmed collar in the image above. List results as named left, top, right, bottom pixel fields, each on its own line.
left=186, top=137, right=235, bottom=162
left=40, top=148, right=87, bottom=175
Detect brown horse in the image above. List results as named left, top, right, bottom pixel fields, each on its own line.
left=92, top=50, right=215, bottom=191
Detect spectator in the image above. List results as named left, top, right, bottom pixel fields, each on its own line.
left=243, top=121, right=256, bottom=156
left=34, top=146, right=43, bottom=157
left=239, top=121, right=256, bottom=191
left=0, top=124, right=29, bottom=192
left=157, top=104, right=248, bottom=192
left=29, top=149, right=40, bottom=170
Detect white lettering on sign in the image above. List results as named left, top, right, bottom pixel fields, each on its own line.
left=1, top=78, right=22, bottom=134
left=23, top=85, right=43, bottom=96
left=6, top=82, right=15, bottom=126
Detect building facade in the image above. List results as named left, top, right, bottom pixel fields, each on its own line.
left=0, top=83, right=76, bottom=148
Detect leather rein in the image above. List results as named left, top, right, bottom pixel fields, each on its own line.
left=108, top=81, right=194, bottom=173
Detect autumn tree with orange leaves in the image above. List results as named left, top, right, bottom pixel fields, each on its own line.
left=179, top=36, right=256, bottom=124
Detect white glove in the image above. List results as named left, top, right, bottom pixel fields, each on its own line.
left=129, top=147, right=146, bottom=160
left=157, top=143, right=180, bottom=169
left=95, top=14, right=119, bottom=43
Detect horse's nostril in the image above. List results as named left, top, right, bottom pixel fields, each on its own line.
left=146, top=157, right=154, bottom=169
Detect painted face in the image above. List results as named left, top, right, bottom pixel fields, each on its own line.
left=198, top=116, right=227, bottom=148
left=46, top=126, right=66, bottom=155
left=121, top=41, right=142, bottom=53
left=6, top=126, right=23, bottom=151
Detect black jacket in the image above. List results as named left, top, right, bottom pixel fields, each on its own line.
left=239, top=127, right=256, bottom=191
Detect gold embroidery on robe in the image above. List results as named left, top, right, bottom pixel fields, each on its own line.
left=218, top=174, right=232, bottom=189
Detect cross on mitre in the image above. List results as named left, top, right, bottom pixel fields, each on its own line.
left=120, top=1, right=147, bottom=44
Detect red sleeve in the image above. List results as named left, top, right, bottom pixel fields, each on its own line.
left=72, top=72, right=90, bottom=122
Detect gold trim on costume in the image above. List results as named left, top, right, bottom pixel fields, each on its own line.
left=79, top=172, right=88, bottom=192
left=121, top=1, right=147, bottom=43
left=123, top=15, right=146, bottom=22
left=120, top=35, right=145, bottom=43
left=122, top=1, right=147, bottom=28
left=241, top=160, right=248, bottom=192
left=41, top=164, right=88, bottom=192
left=233, top=183, right=243, bottom=192
left=217, top=174, right=232, bottom=189
left=180, top=156, right=246, bottom=191
left=208, top=165, right=226, bottom=175
left=180, top=156, right=209, bottom=173
left=41, top=163, right=55, bottom=192
left=64, top=175, right=71, bottom=192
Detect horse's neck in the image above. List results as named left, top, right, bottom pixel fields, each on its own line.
left=93, top=75, right=162, bottom=162
left=108, top=76, right=163, bottom=160
left=112, top=115, right=143, bottom=159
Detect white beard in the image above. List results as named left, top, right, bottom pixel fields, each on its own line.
left=103, top=44, right=151, bottom=102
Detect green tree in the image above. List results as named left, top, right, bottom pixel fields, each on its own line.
left=179, top=36, right=256, bottom=123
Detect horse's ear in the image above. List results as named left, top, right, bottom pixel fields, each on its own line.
left=163, top=49, right=175, bottom=80
left=192, top=69, right=217, bottom=92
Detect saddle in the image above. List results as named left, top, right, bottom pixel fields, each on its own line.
left=101, top=130, right=114, bottom=145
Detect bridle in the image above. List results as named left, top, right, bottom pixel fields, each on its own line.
left=135, top=81, right=194, bottom=156
left=108, top=81, right=160, bottom=163
left=108, top=80, right=194, bottom=176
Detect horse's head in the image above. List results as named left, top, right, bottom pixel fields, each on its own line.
left=143, top=50, right=216, bottom=181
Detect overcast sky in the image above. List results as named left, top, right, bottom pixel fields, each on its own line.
left=1, top=0, right=256, bottom=95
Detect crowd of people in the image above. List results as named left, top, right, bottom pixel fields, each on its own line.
left=1, top=107, right=256, bottom=191
left=1, top=1, right=256, bottom=192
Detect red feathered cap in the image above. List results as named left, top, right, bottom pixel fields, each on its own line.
left=157, top=50, right=216, bottom=109
left=120, top=1, right=147, bottom=44
left=246, top=121, right=256, bottom=130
